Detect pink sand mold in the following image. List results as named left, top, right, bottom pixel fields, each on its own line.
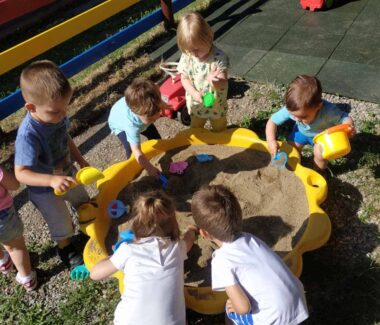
left=169, top=161, right=189, bottom=174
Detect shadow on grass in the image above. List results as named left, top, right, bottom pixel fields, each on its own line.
left=302, top=177, right=379, bottom=324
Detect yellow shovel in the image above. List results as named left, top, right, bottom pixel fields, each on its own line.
left=54, top=167, right=105, bottom=196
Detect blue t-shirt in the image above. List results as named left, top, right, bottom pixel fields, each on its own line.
left=108, top=97, right=149, bottom=145
left=271, top=100, right=349, bottom=138
left=15, top=113, right=72, bottom=193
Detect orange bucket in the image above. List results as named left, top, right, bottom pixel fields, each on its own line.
left=313, top=124, right=352, bottom=160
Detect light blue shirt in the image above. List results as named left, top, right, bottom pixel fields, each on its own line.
left=108, top=97, right=148, bottom=145
left=271, top=100, right=349, bottom=138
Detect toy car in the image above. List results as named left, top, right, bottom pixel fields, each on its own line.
left=159, top=62, right=190, bottom=126
left=300, top=0, right=334, bottom=11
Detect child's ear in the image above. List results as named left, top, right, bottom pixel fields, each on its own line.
left=25, top=102, right=36, bottom=113
left=199, top=228, right=210, bottom=239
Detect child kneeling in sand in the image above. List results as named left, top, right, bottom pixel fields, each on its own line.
left=90, top=190, right=197, bottom=325
left=266, top=75, right=355, bottom=171
left=191, top=185, right=309, bottom=325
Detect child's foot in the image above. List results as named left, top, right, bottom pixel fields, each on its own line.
left=0, top=251, right=14, bottom=274
left=57, top=244, right=83, bottom=268
left=16, top=270, right=38, bottom=291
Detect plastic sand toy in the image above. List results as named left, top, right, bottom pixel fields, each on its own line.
left=169, top=161, right=189, bottom=174
left=107, top=200, right=129, bottom=219
left=196, top=153, right=214, bottom=163
left=271, top=152, right=288, bottom=168
left=159, top=174, right=169, bottom=189
left=313, top=124, right=352, bottom=160
left=79, top=128, right=330, bottom=314
left=113, top=229, right=135, bottom=252
left=70, top=264, right=90, bottom=281
left=202, top=91, right=215, bottom=108
left=54, top=166, right=104, bottom=196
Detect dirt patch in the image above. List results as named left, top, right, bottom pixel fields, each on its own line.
left=107, top=144, right=309, bottom=287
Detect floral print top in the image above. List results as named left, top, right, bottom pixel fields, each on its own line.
left=177, top=45, right=229, bottom=119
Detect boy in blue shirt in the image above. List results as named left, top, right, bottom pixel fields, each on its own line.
left=108, top=78, right=165, bottom=178
left=15, top=60, right=89, bottom=268
left=266, top=75, right=355, bottom=170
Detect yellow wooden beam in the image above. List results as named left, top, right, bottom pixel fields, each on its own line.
left=0, top=0, right=139, bottom=75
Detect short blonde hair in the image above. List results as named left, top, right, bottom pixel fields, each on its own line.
left=177, top=12, right=214, bottom=54
left=285, top=75, right=322, bottom=112
left=20, top=60, right=72, bottom=105
left=131, top=190, right=180, bottom=241
left=125, top=78, right=163, bottom=117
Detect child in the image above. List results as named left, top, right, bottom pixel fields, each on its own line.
left=90, top=190, right=197, bottom=325
left=177, top=11, right=229, bottom=132
left=266, top=75, right=355, bottom=170
left=15, top=60, right=90, bottom=268
left=0, top=165, right=37, bottom=291
left=191, top=185, right=309, bottom=325
left=108, top=78, right=165, bottom=177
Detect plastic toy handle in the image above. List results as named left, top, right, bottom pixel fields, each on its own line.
left=325, top=124, right=352, bottom=134
left=159, top=175, right=169, bottom=189
left=54, top=182, right=77, bottom=196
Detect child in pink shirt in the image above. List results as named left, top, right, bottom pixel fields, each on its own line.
left=0, top=165, right=37, bottom=291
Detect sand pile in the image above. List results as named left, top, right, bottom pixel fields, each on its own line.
left=108, top=145, right=309, bottom=286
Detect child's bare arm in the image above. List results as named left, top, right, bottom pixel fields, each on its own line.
left=265, top=118, right=279, bottom=157
left=130, top=143, right=160, bottom=178
left=68, top=136, right=89, bottom=168
left=0, top=167, right=20, bottom=191
left=180, top=74, right=203, bottom=103
left=342, top=116, right=356, bottom=137
left=183, top=225, right=198, bottom=252
left=225, top=284, right=251, bottom=315
left=15, top=165, right=75, bottom=192
left=90, top=258, right=118, bottom=280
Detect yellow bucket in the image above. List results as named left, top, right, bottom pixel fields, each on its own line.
left=313, top=124, right=352, bottom=160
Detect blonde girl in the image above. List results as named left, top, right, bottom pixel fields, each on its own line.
left=177, top=11, right=229, bottom=131
left=90, top=190, right=197, bottom=325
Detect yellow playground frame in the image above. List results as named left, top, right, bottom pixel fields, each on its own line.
left=78, top=128, right=331, bottom=315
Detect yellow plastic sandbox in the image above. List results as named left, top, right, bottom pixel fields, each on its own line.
left=79, top=128, right=330, bottom=315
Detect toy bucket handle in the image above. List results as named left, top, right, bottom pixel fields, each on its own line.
left=325, top=124, right=351, bottom=134
left=160, top=62, right=179, bottom=79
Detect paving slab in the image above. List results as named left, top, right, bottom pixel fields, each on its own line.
left=150, top=0, right=379, bottom=103
left=317, top=59, right=380, bottom=103
left=246, top=51, right=326, bottom=85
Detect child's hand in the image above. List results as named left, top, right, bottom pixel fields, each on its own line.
left=50, top=175, right=76, bottom=192
left=146, top=164, right=161, bottom=178
left=193, top=91, right=203, bottom=104
left=268, top=140, right=279, bottom=158
left=207, top=67, right=222, bottom=84
left=347, top=124, right=356, bottom=138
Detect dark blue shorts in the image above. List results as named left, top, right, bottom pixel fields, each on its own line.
left=288, top=125, right=314, bottom=146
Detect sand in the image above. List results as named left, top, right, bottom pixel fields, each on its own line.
left=108, top=145, right=309, bottom=287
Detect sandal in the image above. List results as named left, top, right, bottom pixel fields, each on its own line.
left=16, top=270, right=37, bottom=291
left=0, top=251, right=14, bottom=274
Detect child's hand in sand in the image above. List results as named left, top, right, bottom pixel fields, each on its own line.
left=268, top=140, right=278, bottom=158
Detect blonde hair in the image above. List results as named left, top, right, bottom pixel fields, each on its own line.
left=191, top=185, right=242, bottom=242
left=125, top=78, right=163, bottom=117
left=20, top=60, right=72, bottom=105
left=177, top=12, right=214, bottom=54
left=131, top=190, right=180, bottom=241
left=285, top=75, right=322, bottom=112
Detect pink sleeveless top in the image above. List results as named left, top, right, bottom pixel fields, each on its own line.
left=0, top=167, right=13, bottom=211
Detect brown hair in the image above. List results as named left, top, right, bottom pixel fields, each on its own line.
left=131, top=190, right=180, bottom=241
left=191, top=185, right=242, bottom=242
left=125, top=79, right=163, bottom=117
left=285, top=75, right=322, bottom=112
left=20, top=60, right=72, bottom=105
left=177, top=12, right=214, bottom=54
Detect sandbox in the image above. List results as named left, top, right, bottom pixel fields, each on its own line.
left=78, top=128, right=330, bottom=314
